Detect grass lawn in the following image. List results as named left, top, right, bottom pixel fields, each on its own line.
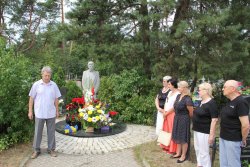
left=134, top=139, right=220, bottom=167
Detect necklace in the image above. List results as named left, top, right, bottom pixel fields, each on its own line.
left=200, top=97, right=211, bottom=106
left=162, top=88, right=168, bottom=93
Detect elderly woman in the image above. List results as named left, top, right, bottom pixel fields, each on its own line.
left=192, top=82, right=218, bottom=167
left=155, top=76, right=172, bottom=136
left=160, top=78, right=180, bottom=154
left=172, top=81, right=194, bottom=163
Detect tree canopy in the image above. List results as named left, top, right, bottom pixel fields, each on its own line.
left=1, top=0, right=249, bottom=85
left=0, top=0, right=249, bottom=150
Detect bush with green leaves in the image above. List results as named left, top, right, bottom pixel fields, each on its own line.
left=64, top=81, right=83, bottom=104
left=51, top=66, right=66, bottom=88
left=98, top=69, right=156, bottom=125
left=0, top=52, right=36, bottom=151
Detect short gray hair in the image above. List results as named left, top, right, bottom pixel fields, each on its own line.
left=41, top=66, right=52, bottom=74
left=163, top=76, right=172, bottom=81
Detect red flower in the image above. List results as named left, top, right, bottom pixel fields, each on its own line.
left=71, top=115, right=75, bottom=121
left=72, top=97, right=85, bottom=104
left=93, top=99, right=100, bottom=104
left=66, top=103, right=78, bottom=110
left=91, top=87, right=95, bottom=95
left=109, top=111, right=118, bottom=117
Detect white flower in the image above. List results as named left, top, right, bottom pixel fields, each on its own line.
left=59, top=99, right=64, bottom=104
left=78, top=108, right=85, bottom=113
left=83, top=113, right=88, bottom=120
left=100, top=115, right=105, bottom=121
left=107, top=117, right=112, bottom=123
left=92, top=117, right=97, bottom=123
left=87, top=106, right=95, bottom=111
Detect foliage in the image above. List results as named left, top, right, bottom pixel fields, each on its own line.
left=63, top=0, right=250, bottom=86
left=64, top=81, right=82, bottom=104
left=0, top=0, right=249, bottom=135
left=98, top=69, right=156, bottom=125
left=51, top=66, right=66, bottom=88
left=0, top=49, right=35, bottom=151
left=241, top=160, right=249, bottom=167
left=0, top=0, right=60, bottom=52
left=242, top=87, right=250, bottom=96
left=1, top=0, right=249, bottom=84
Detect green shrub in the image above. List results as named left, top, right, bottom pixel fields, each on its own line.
left=98, top=69, right=155, bottom=125
left=51, top=65, right=66, bottom=88
left=0, top=53, right=36, bottom=151
left=65, top=81, right=82, bottom=104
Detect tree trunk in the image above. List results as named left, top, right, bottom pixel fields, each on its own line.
left=139, top=0, right=151, bottom=79
left=168, top=0, right=190, bottom=75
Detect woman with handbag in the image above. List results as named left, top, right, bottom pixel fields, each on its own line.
left=160, top=78, right=180, bottom=154
left=155, top=76, right=172, bottom=136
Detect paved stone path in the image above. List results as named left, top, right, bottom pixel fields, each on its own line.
left=24, top=120, right=157, bottom=167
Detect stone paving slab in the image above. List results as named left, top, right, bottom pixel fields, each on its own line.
left=24, top=121, right=157, bottom=167
left=42, top=124, right=156, bottom=155
left=25, top=149, right=141, bottom=167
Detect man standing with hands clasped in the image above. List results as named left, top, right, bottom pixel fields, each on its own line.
left=220, top=80, right=249, bottom=167
left=28, top=66, right=61, bottom=159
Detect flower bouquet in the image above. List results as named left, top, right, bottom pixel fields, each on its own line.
left=65, top=97, right=85, bottom=133
left=79, top=99, right=112, bottom=133
left=65, top=95, right=118, bottom=134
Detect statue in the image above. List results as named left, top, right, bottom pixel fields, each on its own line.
left=82, top=61, right=100, bottom=102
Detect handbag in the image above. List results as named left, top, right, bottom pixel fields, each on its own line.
left=157, top=130, right=172, bottom=146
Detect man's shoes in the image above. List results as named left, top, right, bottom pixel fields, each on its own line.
left=48, top=150, right=57, bottom=157
left=31, top=152, right=40, bottom=159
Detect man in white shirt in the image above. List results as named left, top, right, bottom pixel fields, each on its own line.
left=28, top=66, right=61, bottom=159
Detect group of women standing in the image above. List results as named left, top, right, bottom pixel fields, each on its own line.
left=155, top=76, right=218, bottom=167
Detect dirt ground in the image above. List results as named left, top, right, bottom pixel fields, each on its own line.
left=0, top=142, right=32, bottom=167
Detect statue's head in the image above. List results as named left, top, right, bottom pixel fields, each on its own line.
left=87, top=61, right=94, bottom=71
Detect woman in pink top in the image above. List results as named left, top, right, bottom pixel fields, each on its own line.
left=160, top=78, right=180, bottom=154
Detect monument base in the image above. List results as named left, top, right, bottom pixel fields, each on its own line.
left=55, top=120, right=127, bottom=138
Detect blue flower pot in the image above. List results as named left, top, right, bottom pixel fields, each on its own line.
left=101, top=126, right=110, bottom=133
